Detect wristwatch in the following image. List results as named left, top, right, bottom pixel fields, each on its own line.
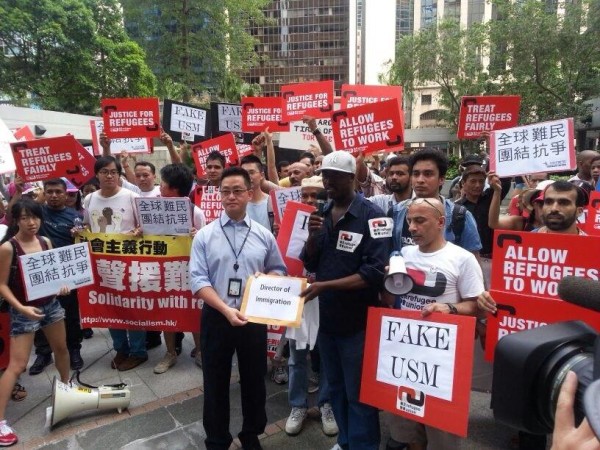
left=447, top=303, right=458, bottom=314
left=312, top=128, right=322, bottom=136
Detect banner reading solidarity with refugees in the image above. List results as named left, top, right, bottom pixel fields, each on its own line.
left=90, top=119, right=151, bottom=155
left=340, top=84, right=403, bottom=111
left=278, top=118, right=335, bottom=151
left=77, top=232, right=200, bottom=332
left=192, top=133, right=239, bottom=178
left=241, top=97, right=290, bottom=132
left=276, top=201, right=314, bottom=276
left=162, top=99, right=210, bottom=143
left=101, top=97, right=161, bottom=139
left=270, top=187, right=302, bottom=224
left=489, top=118, right=576, bottom=177
left=193, top=185, right=224, bottom=224
left=583, top=191, right=600, bottom=236
left=457, top=95, right=520, bottom=139
left=281, top=80, right=334, bottom=121
left=11, top=135, right=80, bottom=182
left=331, top=99, right=404, bottom=155
left=361, top=308, right=475, bottom=437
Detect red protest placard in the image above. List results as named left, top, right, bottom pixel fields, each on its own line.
left=491, top=231, right=598, bottom=299
left=236, top=143, right=254, bottom=158
left=191, top=133, right=239, bottom=178
left=484, top=290, right=600, bottom=361
left=276, top=201, right=314, bottom=277
left=331, top=99, right=404, bottom=155
left=10, top=135, right=81, bottom=182
left=281, top=80, right=334, bottom=121
left=101, top=97, right=161, bottom=139
left=583, top=191, right=600, bottom=235
left=66, top=140, right=96, bottom=188
left=361, top=308, right=475, bottom=437
left=242, top=97, right=290, bottom=132
left=193, top=185, right=224, bottom=224
left=340, top=84, right=403, bottom=111
left=267, top=325, right=285, bottom=359
left=12, top=126, right=35, bottom=142
left=90, top=119, right=152, bottom=155
left=457, top=96, right=520, bottom=140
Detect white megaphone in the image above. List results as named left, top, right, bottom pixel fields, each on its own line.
left=49, top=377, right=131, bottom=428
left=384, top=251, right=414, bottom=295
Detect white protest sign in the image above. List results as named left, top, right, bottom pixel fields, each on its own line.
left=136, top=197, right=193, bottom=235
left=169, top=103, right=207, bottom=138
left=489, top=118, right=576, bottom=177
left=269, top=187, right=302, bottom=224
left=0, top=119, right=17, bottom=175
left=216, top=103, right=242, bottom=133
left=286, top=210, right=311, bottom=260
left=376, top=315, right=458, bottom=401
left=90, top=119, right=150, bottom=155
left=241, top=275, right=306, bottom=327
left=278, top=119, right=336, bottom=151
left=20, top=243, right=94, bottom=301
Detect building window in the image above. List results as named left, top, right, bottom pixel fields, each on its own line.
left=421, top=94, right=432, bottom=105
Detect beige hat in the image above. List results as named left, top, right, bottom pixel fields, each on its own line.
left=301, top=176, right=324, bottom=189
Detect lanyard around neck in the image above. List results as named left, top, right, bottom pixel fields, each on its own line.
left=219, top=218, right=252, bottom=273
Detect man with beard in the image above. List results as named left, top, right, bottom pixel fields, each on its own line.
left=367, top=156, right=411, bottom=214
left=288, top=162, right=311, bottom=187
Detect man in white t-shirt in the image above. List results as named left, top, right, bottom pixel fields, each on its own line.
left=385, top=197, right=484, bottom=450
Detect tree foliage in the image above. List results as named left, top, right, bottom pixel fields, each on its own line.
left=0, top=0, right=157, bottom=114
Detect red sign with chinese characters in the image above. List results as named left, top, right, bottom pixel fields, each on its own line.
left=281, top=80, right=334, bottom=121
left=331, top=99, right=404, bottom=155
left=276, top=201, right=314, bottom=277
left=101, top=97, right=161, bottom=139
left=340, top=84, right=403, bottom=111
left=241, top=97, right=290, bottom=132
left=191, top=133, right=239, bottom=178
left=457, top=95, right=521, bottom=139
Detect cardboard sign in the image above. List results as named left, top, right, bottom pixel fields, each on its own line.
left=584, top=191, right=600, bottom=235
left=191, top=133, right=239, bottom=178
left=241, top=97, right=290, bottom=132
left=162, top=99, right=210, bottom=143
left=457, top=96, right=521, bottom=139
left=240, top=274, right=306, bottom=327
left=20, top=243, right=94, bottom=301
left=278, top=119, right=335, bottom=151
left=89, top=119, right=151, bottom=155
left=11, top=135, right=80, bottom=182
left=491, top=231, right=599, bottom=299
left=276, top=201, right=314, bottom=277
left=193, top=185, right=224, bottom=224
left=281, top=80, right=334, bottom=121
left=269, top=187, right=302, bottom=224
left=77, top=232, right=200, bottom=332
left=331, top=99, right=404, bottom=155
left=361, top=308, right=475, bottom=437
left=101, top=97, right=161, bottom=139
left=136, top=197, right=193, bottom=236
left=0, top=119, right=17, bottom=175
left=340, top=84, right=403, bottom=110
left=489, top=118, right=576, bottom=177
left=484, top=290, right=600, bottom=361
left=12, top=126, right=35, bottom=142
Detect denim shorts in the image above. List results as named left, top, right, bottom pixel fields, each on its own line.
left=10, top=299, right=65, bottom=337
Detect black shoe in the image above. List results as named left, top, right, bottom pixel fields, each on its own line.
left=146, top=331, right=162, bottom=350
left=69, top=349, right=84, bottom=370
left=386, top=438, right=408, bottom=450
left=29, top=354, right=52, bottom=376
left=82, top=328, right=94, bottom=339
left=175, top=332, right=184, bottom=356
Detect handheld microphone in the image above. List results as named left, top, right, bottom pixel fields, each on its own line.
left=315, top=190, right=328, bottom=217
left=557, top=276, right=600, bottom=313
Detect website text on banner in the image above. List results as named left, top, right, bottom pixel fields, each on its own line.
left=90, top=119, right=151, bottom=155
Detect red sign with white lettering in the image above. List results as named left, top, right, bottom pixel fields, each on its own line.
left=192, top=185, right=224, bottom=224
left=241, top=97, right=290, bottom=132
left=341, top=84, right=403, bottom=111
left=457, top=95, right=520, bottom=139
left=584, top=191, right=600, bottom=235
left=12, top=126, right=35, bottom=142
left=331, top=99, right=404, bottom=155
left=281, top=80, right=334, bottom=121
left=101, top=97, right=161, bottom=139
left=191, top=133, right=239, bottom=178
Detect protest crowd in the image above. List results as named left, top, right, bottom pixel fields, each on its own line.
left=0, top=90, right=598, bottom=450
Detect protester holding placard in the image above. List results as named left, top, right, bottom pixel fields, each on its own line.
left=0, top=199, right=71, bottom=447
left=240, top=155, right=273, bottom=232
left=189, top=166, right=286, bottom=450
left=367, top=155, right=411, bottom=214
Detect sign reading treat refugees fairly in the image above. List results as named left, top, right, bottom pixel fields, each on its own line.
left=90, top=119, right=151, bottom=155
left=457, top=96, right=521, bottom=139
left=193, top=185, right=223, bottom=224
left=101, top=97, right=161, bottom=139
left=241, top=274, right=306, bottom=327
left=20, top=243, right=94, bottom=301
left=331, top=99, right=404, bottom=155
left=10, top=135, right=80, bottom=182
left=162, top=99, right=210, bottom=143
left=281, top=80, right=335, bottom=121
left=76, top=232, right=200, bottom=332
left=191, top=133, right=239, bottom=178
left=278, top=118, right=335, bottom=151
left=340, top=84, right=403, bottom=111
left=135, top=198, right=193, bottom=236
left=269, top=187, right=302, bottom=224
left=361, top=308, right=475, bottom=437
left=489, top=118, right=576, bottom=177
left=241, top=97, right=290, bottom=132
left=276, top=201, right=314, bottom=277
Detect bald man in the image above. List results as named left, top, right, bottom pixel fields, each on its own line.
left=288, top=162, right=311, bottom=187
left=569, top=150, right=599, bottom=184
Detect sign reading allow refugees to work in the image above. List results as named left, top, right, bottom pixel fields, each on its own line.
left=340, top=84, right=403, bottom=111
left=276, top=201, right=314, bottom=277
left=193, top=185, right=224, bottom=224
left=457, top=95, right=521, bottom=139
left=489, top=118, right=576, bottom=177
left=331, top=99, right=404, bottom=155
left=101, top=97, right=161, bottom=139
left=162, top=99, right=210, bottom=143
left=10, top=135, right=80, bottom=182
left=269, top=187, right=302, bottom=224
left=278, top=119, right=335, bottom=151
left=20, top=243, right=94, bottom=301
left=241, top=97, right=290, bottom=132
left=360, top=308, right=475, bottom=437
left=135, top=197, right=193, bottom=236
left=90, top=119, right=151, bottom=156
left=191, top=133, right=239, bottom=178
left=76, top=232, right=200, bottom=332
left=281, top=80, right=335, bottom=121
left=241, top=274, right=306, bottom=327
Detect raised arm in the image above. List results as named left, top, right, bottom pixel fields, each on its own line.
left=160, top=130, right=183, bottom=164
left=303, top=115, right=332, bottom=155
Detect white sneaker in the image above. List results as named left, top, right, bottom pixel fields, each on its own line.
left=0, top=420, right=17, bottom=446
left=153, top=352, right=177, bottom=374
left=284, top=407, right=307, bottom=435
left=320, top=403, right=339, bottom=436
left=329, top=444, right=343, bottom=450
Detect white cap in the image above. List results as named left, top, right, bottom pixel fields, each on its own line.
left=317, top=151, right=356, bottom=175
left=301, top=176, right=324, bottom=189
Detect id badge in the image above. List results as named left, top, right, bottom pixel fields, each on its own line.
left=228, top=278, right=242, bottom=297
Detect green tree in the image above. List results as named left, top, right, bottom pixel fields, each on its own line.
left=0, top=0, right=156, bottom=114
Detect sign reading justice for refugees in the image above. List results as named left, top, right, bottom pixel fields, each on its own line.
left=101, top=97, right=161, bottom=139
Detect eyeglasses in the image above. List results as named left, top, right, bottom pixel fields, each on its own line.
left=410, top=198, right=443, bottom=216
left=98, top=169, right=119, bottom=177
left=220, top=189, right=248, bottom=198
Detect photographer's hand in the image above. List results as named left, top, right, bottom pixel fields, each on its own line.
left=551, top=371, right=600, bottom=450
